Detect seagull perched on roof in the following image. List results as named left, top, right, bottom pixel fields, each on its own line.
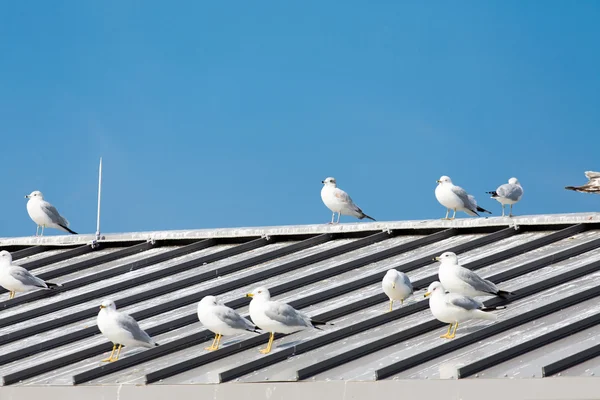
left=0, top=250, right=60, bottom=299
left=97, top=299, right=159, bottom=362
left=321, top=177, right=375, bottom=224
left=435, top=176, right=491, bottom=220
left=486, top=177, right=524, bottom=217
left=565, top=171, right=600, bottom=194
left=381, top=269, right=413, bottom=312
left=246, top=287, right=330, bottom=354
left=197, top=295, right=261, bottom=351
left=435, top=252, right=512, bottom=299
left=25, top=191, right=77, bottom=236
left=425, top=281, right=505, bottom=339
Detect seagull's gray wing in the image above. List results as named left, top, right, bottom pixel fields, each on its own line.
left=264, top=302, right=312, bottom=328
left=116, top=313, right=154, bottom=345
left=451, top=186, right=479, bottom=213
left=41, top=201, right=70, bottom=227
left=399, top=272, right=413, bottom=293
left=10, top=267, right=47, bottom=289
left=584, top=171, right=600, bottom=181
left=496, top=183, right=523, bottom=201
left=566, top=171, right=600, bottom=193
left=456, top=267, right=499, bottom=295
left=215, top=305, right=257, bottom=331
left=447, top=294, right=484, bottom=311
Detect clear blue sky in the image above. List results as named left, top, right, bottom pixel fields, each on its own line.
left=1, top=1, right=599, bottom=237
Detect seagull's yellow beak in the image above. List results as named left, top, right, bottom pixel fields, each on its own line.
left=99, top=305, right=105, bottom=309
left=245, top=293, right=254, bottom=298
left=433, top=256, right=440, bottom=261
left=424, top=292, right=431, bottom=298
left=392, top=283, right=396, bottom=289
left=436, top=180, right=441, bottom=183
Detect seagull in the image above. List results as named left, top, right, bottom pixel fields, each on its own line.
left=321, top=177, right=375, bottom=224
left=25, top=191, right=77, bottom=236
left=381, top=269, right=413, bottom=312
left=435, top=252, right=512, bottom=299
left=486, top=177, right=524, bottom=217
left=425, top=281, right=505, bottom=339
left=96, top=299, right=158, bottom=362
left=565, top=171, right=600, bottom=194
left=197, top=295, right=261, bottom=351
left=435, top=176, right=491, bottom=220
left=246, top=287, right=330, bottom=354
left=0, top=250, right=60, bottom=299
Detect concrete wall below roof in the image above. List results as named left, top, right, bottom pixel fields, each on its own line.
left=1, top=379, right=599, bottom=400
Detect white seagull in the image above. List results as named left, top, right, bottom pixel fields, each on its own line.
left=435, top=176, right=491, bottom=220
left=0, top=250, right=60, bottom=299
left=97, top=299, right=158, bottom=362
left=25, top=191, right=77, bottom=236
left=246, top=287, right=329, bottom=354
left=425, top=281, right=505, bottom=339
left=321, top=177, right=375, bottom=224
left=565, top=171, right=600, bottom=194
left=435, top=252, right=512, bottom=299
left=197, top=295, right=260, bottom=351
left=486, top=177, right=524, bottom=217
left=381, top=269, right=413, bottom=312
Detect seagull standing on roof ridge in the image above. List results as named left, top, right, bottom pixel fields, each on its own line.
left=565, top=171, right=600, bottom=194
left=435, top=252, right=513, bottom=299
left=321, top=177, right=375, bottom=224
left=97, top=299, right=159, bottom=362
left=0, top=250, right=61, bottom=299
left=381, top=269, right=413, bottom=312
left=25, top=191, right=77, bottom=236
left=425, top=281, right=505, bottom=339
left=246, top=287, right=330, bottom=354
left=197, top=295, right=261, bottom=351
left=486, top=177, right=524, bottom=217
left=435, top=176, right=491, bottom=220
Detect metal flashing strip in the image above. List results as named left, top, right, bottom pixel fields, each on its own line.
left=296, top=253, right=600, bottom=380
left=18, top=245, right=95, bottom=271
left=542, top=343, right=600, bottom=377
left=374, top=266, right=600, bottom=380
left=9, top=246, right=51, bottom=261
left=457, top=312, right=600, bottom=378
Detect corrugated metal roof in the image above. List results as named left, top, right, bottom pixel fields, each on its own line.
left=1, top=212, right=600, bottom=386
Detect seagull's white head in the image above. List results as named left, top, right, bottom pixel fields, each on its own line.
left=434, top=251, right=459, bottom=265
left=199, top=295, right=218, bottom=307
left=424, top=281, right=444, bottom=297
left=508, top=177, right=520, bottom=185
left=436, top=176, right=452, bottom=185
left=0, top=250, right=13, bottom=265
left=246, top=287, right=271, bottom=301
left=25, top=190, right=44, bottom=200
left=99, top=299, right=117, bottom=310
left=384, top=269, right=400, bottom=287
left=321, top=177, right=337, bottom=187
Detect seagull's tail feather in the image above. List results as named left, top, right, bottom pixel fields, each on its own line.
left=45, top=281, right=61, bottom=289
left=496, top=290, right=514, bottom=299
left=154, top=342, right=159, bottom=347
left=59, top=224, right=78, bottom=235
left=360, top=213, right=376, bottom=221
left=486, top=191, right=499, bottom=198
left=310, top=319, right=332, bottom=330
left=481, top=305, right=506, bottom=312
left=476, top=206, right=492, bottom=215
left=248, top=328, right=262, bottom=334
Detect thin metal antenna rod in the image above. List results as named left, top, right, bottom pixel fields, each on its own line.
left=95, top=157, right=103, bottom=241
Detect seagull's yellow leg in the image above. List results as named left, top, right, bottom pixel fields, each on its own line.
left=35, top=225, right=40, bottom=236
left=388, top=300, right=393, bottom=312
left=401, top=299, right=404, bottom=305
left=214, top=334, right=223, bottom=350
left=509, top=204, right=514, bottom=218
left=101, top=344, right=117, bottom=362
left=448, top=322, right=458, bottom=339
left=260, top=333, right=275, bottom=354
left=442, top=209, right=450, bottom=220
left=41, top=225, right=46, bottom=236
left=112, top=344, right=123, bottom=362
left=8, top=291, right=14, bottom=300
left=450, top=209, right=457, bottom=220
left=205, top=334, right=219, bottom=350
left=440, top=323, right=453, bottom=339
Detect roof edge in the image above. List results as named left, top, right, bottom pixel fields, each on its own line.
left=1, top=212, right=599, bottom=247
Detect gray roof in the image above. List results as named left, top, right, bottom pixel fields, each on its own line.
left=1, top=212, right=600, bottom=386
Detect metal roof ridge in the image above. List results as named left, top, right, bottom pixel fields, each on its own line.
left=1, top=212, right=599, bottom=246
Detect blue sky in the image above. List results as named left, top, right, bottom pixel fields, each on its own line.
left=1, top=1, right=599, bottom=237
